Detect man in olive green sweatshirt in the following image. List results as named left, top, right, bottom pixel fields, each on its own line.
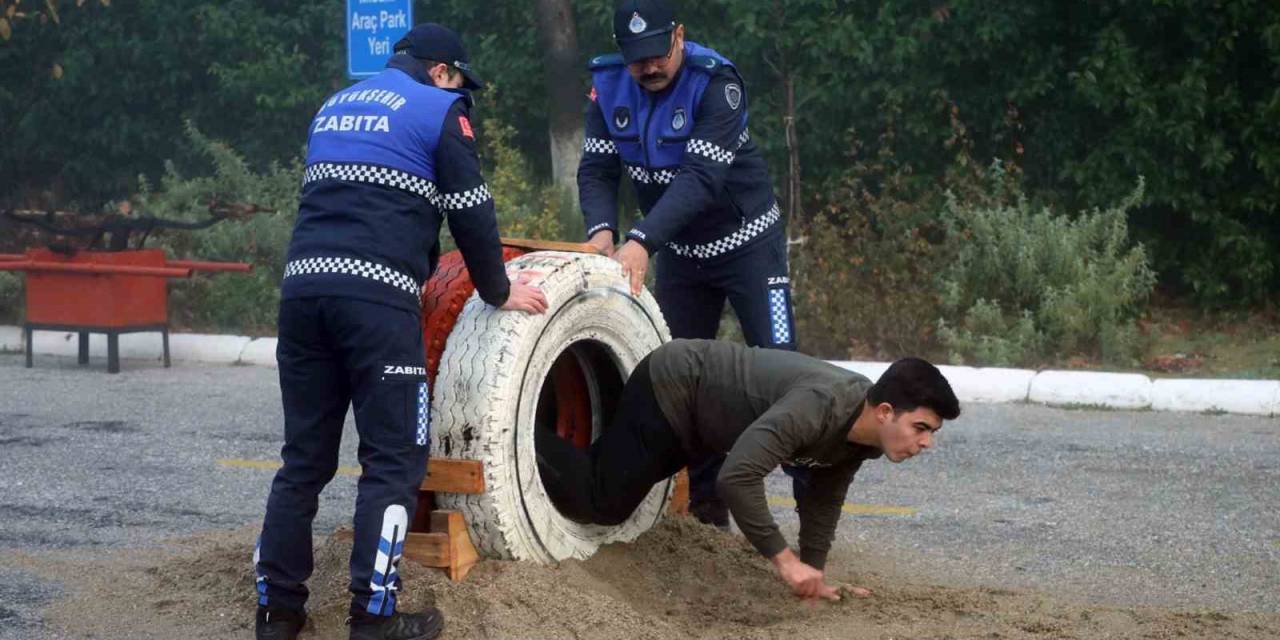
left=537, top=338, right=961, bottom=601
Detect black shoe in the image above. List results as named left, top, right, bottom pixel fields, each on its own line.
left=255, top=605, right=306, bottom=640
left=348, top=608, right=445, bottom=640
left=689, top=500, right=730, bottom=531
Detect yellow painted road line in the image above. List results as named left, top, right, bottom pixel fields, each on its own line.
left=217, top=458, right=360, bottom=477
left=218, top=459, right=917, bottom=516
left=766, top=495, right=917, bottom=517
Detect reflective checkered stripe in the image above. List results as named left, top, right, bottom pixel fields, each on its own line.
left=366, top=505, right=407, bottom=616
left=737, top=128, right=751, bottom=148
left=666, top=202, right=782, bottom=259
left=283, top=257, right=420, bottom=297
left=303, top=162, right=438, bottom=202
left=415, top=382, right=430, bottom=446
left=768, top=286, right=794, bottom=345
left=437, top=184, right=492, bottom=212
left=625, top=164, right=678, bottom=185
left=253, top=537, right=268, bottom=606
left=686, top=138, right=735, bottom=164
left=583, top=137, right=618, bottom=154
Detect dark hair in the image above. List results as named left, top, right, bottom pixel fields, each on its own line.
left=423, top=59, right=461, bottom=82
left=866, top=357, right=961, bottom=420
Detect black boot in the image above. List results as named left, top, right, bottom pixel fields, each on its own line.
left=255, top=605, right=306, bottom=640
left=348, top=608, right=445, bottom=640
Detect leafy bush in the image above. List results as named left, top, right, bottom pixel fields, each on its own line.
left=139, top=124, right=301, bottom=335
left=0, top=272, right=22, bottom=325
left=937, top=170, right=1157, bottom=366
left=471, top=116, right=569, bottom=242
left=790, top=110, right=993, bottom=360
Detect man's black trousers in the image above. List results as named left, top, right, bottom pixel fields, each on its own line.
left=537, top=355, right=690, bottom=525
left=255, top=297, right=430, bottom=617
left=653, top=230, right=805, bottom=519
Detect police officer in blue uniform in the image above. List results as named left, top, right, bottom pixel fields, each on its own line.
left=253, top=24, right=547, bottom=640
left=577, top=0, right=802, bottom=530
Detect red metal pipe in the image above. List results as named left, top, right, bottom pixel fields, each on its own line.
left=0, top=261, right=192, bottom=278
left=0, top=254, right=24, bottom=261
left=165, top=259, right=253, bottom=273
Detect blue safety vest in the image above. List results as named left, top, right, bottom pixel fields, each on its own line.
left=589, top=42, right=748, bottom=171
left=304, top=66, right=458, bottom=181
left=283, top=58, right=466, bottom=312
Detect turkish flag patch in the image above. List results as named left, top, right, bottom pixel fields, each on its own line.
left=588, top=86, right=598, bottom=102
left=458, top=115, right=474, bottom=139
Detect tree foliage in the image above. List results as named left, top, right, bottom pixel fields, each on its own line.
left=2, top=0, right=1278, bottom=305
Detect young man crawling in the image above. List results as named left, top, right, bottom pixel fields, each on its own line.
left=538, top=338, right=960, bottom=600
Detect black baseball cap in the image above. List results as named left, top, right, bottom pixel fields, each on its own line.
left=613, top=0, right=676, bottom=64
left=393, top=23, right=484, bottom=91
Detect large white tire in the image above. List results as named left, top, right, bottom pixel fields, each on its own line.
left=431, top=251, right=672, bottom=563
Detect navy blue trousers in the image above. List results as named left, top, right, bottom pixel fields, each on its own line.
left=255, top=297, right=430, bottom=617
left=653, top=231, right=808, bottom=514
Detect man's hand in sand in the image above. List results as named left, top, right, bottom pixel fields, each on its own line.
left=771, top=549, right=840, bottom=601
left=500, top=271, right=549, bottom=314
left=839, top=584, right=873, bottom=598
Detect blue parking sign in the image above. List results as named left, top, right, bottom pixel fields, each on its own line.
left=347, top=0, right=412, bottom=78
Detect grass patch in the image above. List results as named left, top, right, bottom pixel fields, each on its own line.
left=1138, top=304, right=1280, bottom=379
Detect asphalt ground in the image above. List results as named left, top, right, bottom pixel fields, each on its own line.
left=0, top=354, right=1277, bottom=638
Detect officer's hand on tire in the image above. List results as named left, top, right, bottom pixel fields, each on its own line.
left=587, top=230, right=616, bottom=257
left=613, top=240, right=650, bottom=295
left=501, top=271, right=549, bottom=314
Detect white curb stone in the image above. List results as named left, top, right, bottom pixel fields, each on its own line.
left=0, top=325, right=21, bottom=353
left=1151, top=379, right=1280, bottom=417
left=830, top=360, right=890, bottom=381
left=1029, top=370, right=1153, bottom=410
left=18, top=327, right=249, bottom=364
left=4, top=325, right=1278, bottom=417
left=29, top=330, right=168, bottom=361
left=938, top=365, right=1036, bottom=404
left=239, top=338, right=279, bottom=368
left=169, top=333, right=251, bottom=364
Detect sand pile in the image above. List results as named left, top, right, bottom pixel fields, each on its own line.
left=4, top=517, right=1277, bottom=639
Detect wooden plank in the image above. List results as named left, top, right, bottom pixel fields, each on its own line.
left=402, top=531, right=451, bottom=568
left=432, top=510, right=479, bottom=582
left=422, top=458, right=485, bottom=494
left=333, top=511, right=477, bottom=583
left=499, top=237, right=601, bottom=255
left=669, top=468, right=690, bottom=516
left=335, top=529, right=452, bottom=569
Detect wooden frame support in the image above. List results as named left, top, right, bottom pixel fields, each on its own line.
left=421, top=458, right=485, bottom=494
left=408, top=458, right=485, bottom=582
left=670, top=468, right=690, bottom=516
left=499, top=237, right=601, bottom=255
left=335, top=510, right=480, bottom=583
left=403, top=511, right=480, bottom=582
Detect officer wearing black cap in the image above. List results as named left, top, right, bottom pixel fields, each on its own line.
left=577, top=0, right=802, bottom=531
left=253, top=22, right=547, bottom=640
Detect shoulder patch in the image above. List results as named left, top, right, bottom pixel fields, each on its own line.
left=686, top=55, right=720, bottom=72
left=724, top=83, right=742, bottom=110
left=458, top=115, right=474, bottom=139
left=588, top=53, right=625, bottom=70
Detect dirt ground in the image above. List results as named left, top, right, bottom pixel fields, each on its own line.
left=6, top=517, right=1277, bottom=640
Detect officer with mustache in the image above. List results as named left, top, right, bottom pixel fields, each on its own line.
left=578, top=0, right=801, bottom=530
